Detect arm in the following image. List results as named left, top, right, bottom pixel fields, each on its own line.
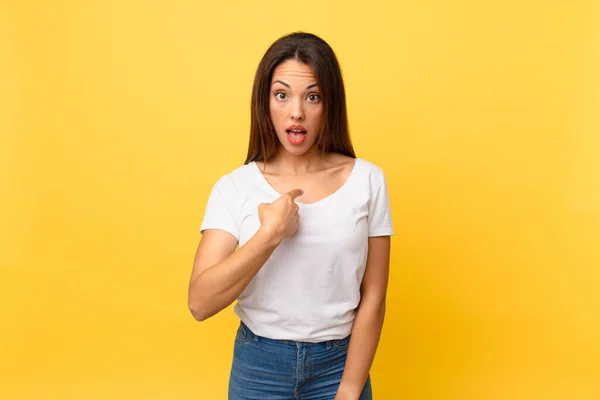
left=187, top=228, right=281, bottom=321
left=336, top=236, right=391, bottom=399
left=188, top=188, right=303, bottom=321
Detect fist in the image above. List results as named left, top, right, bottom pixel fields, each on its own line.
left=258, top=189, right=303, bottom=243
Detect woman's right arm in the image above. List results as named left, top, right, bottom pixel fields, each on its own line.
left=187, top=188, right=303, bottom=321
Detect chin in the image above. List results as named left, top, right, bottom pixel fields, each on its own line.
left=281, top=144, right=310, bottom=156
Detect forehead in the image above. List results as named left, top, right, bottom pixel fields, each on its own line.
left=271, top=59, right=317, bottom=83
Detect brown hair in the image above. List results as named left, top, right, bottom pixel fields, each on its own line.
left=244, top=32, right=355, bottom=164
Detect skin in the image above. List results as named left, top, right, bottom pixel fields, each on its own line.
left=260, top=59, right=357, bottom=204
left=188, top=59, right=391, bottom=400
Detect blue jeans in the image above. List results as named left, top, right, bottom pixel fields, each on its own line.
left=228, top=322, right=373, bottom=400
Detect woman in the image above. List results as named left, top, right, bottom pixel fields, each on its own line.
left=188, top=32, right=394, bottom=400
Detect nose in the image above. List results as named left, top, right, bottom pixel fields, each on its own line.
left=290, top=98, right=304, bottom=121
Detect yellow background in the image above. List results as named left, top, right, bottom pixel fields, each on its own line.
left=1, top=0, right=599, bottom=399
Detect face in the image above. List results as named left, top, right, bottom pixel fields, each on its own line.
left=269, top=59, right=323, bottom=156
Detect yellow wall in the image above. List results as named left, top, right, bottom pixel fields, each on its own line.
left=1, top=0, right=599, bottom=398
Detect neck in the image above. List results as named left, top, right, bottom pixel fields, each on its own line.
left=268, top=146, right=326, bottom=175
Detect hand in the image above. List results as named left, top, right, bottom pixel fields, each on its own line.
left=334, top=390, right=358, bottom=400
left=335, top=383, right=361, bottom=400
left=258, top=189, right=303, bottom=243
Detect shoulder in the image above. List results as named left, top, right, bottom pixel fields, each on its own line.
left=354, top=158, right=387, bottom=187
left=212, top=162, right=257, bottom=196
left=355, top=157, right=384, bottom=174
left=226, top=162, right=257, bottom=183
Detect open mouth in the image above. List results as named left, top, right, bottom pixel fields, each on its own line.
left=286, top=128, right=307, bottom=145
left=286, top=129, right=307, bottom=135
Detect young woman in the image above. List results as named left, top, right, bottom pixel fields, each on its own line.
left=188, top=32, right=394, bottom=400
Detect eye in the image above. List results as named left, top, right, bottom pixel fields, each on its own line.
left=307, top=93, right=321, bottom=102
left=275, top=91, right=288, bottom=101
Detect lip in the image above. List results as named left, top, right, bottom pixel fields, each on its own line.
left=286, top=125, right=307, bottom=133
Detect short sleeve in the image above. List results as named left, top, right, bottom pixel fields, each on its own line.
left=368, top=170, right=394, bottom=237
left=199, top=175, right=240, bottom=240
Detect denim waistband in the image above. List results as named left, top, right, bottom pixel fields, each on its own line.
left=238, top=320, right=351, bottom=349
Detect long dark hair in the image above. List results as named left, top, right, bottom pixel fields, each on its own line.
left=244, top=32, right=355, bottom=164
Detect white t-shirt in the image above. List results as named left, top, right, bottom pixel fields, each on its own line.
left=200, top=157, right=394, bottom=342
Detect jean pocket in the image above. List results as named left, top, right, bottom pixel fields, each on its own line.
left=236, top=323, right=251, bottom=343
left=331, top=335, right=351, bottom=349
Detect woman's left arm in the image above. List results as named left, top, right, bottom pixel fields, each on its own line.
left=336, top=235, right=391, bottom=400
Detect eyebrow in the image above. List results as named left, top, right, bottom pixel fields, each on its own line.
left=273, top=80, right=319, bottom=90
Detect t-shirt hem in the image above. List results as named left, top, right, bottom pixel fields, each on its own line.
left=368, top=227, right=394, bottom=237
left=200, top=225, right=239, bottom=240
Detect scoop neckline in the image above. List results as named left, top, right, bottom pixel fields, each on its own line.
left=251, top=158, right=361, bottom=208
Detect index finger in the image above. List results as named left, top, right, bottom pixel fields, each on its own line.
left=285, top=189, right=304, bottom=200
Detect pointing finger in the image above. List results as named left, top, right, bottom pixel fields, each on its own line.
left=286, top=189, right=304, bottom=200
